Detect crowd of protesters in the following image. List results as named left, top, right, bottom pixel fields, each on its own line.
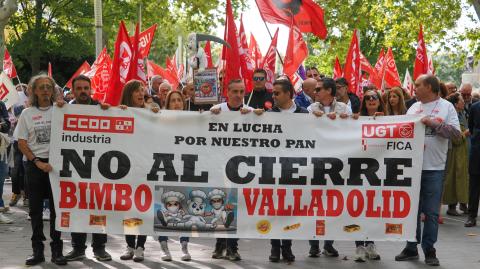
left=0, top=67, right=478, bottom=267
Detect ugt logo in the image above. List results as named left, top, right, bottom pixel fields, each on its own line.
left=362, top=122, right=414, bottom=139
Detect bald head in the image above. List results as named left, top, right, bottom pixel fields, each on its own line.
left=460, top=83, right=473, bottom=103
left=414, top=74, right=440, bottom=103
left=302, top=78, right=317, bottom=99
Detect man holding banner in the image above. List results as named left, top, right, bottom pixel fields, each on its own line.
left=396, top=75, right=461, bottom=266
left=59, top=75, right=113, bottom=262
left=267, top=78, right=307, bottom=262
left=210, top=79, right=254, bottom=261
left=17, top=74, right=67, bottom=266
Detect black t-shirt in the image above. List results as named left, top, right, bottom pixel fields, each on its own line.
left=244, top=89, right=274, bottom=110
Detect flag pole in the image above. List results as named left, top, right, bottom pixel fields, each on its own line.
left=15, top=76, right=22, bottom=86
left=254, top=0, right=284, bottom=65
left=260, top=20, right=284, bottom=66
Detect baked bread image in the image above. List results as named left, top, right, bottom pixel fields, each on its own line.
left=343, top=224, right=361, bottom=232
left=283, top=223, right=301, bottom=231
left=123, top=218, right=143, bottom=227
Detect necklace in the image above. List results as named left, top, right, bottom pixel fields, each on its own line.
left=37, top=106, right=51, bottom=111
left=417, top=99, right=440, bottom=117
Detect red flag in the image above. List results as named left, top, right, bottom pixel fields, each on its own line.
left=130, top=24, right=157, bottom=59
left=403, top=69, right=414, bottom=96
left=374, top=48, right=385, bottom=73
left=372, top=49, right=385, bottom=89
left=48, top=62, right=52, bottom=78
left=260, top=28, right=279, bottom=92
left=3, top=49, right=17, bottom=79
left=359, top=52, right=375, bottom=77
left=239, top=15, right=254, bottom=92
left=384, top=47, right=402, bottom=87
left=222, top=0, right=243, bottom=96
left=65, top=61, right=91, bottom=89
left=255, top=0, right=327, bottom=39
left=343, top=29, right=361, bottom=95
left=165, top=56, right=180, bottom=90
left=413, top=24, right=429, bottom=80
left=428, top=54, right=435, bottom=75
left=89, top=49, right=112, bottom=102
left=248, top=33, right=262, bottom=69
left=104, top=21, right=133, bottom=105
left=126, top=23, right=147, bottom=84
left=204, top=41, right=214, bottom=68
left=333, top=56, right=342, bottom=79
left=147, top=60, right=179, bottom=90
left=283, top=18, right=308, bottom=78
left=85, top=48, right=111, bottom=101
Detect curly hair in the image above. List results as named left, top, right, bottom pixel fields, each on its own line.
left=27, top=73, right=57, bottom=107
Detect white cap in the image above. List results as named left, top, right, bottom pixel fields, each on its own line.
left=189, top=190, right=207, bottom=201
left=161, top=191, right=185, bottom=204
left=208, top=189, right=226, bottom=200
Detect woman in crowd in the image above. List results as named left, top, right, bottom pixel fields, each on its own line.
left=443, top=92, right=469, bottom=215
left=360, top=90, right=387, bottom=118
left=354, top=89, right=385, bottom=262
left=157, top=90, right=192, bottom=261
left=118, top=80, right=159, bottom=262
left=386, top=87, right=407, bottom=115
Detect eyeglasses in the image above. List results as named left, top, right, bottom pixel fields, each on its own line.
left=253, top=76, right=265, bottom=81
left=314, top=87, right=325, bottom=93
left=364, top=95, right=379, bottom=101
left=37, top=84, right=53, bottom=91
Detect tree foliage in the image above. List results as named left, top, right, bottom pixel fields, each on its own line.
left=304, top=0, right=463, bottom=79
left=6, top=0, right=247, bottom=85
left=5, top=0, right=478, bottom=86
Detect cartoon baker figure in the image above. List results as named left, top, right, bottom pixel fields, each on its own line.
left=157, top=191, right=186, bottom=227
left=207, top=189, right=235, bottom=228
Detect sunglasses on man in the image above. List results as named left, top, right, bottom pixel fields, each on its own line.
left=253, top=77, right=265, bottom=81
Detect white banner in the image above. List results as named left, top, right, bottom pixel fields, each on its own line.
left=49, top=105, right=424, bottom=241
left=0, top=72, right=19, bottom=109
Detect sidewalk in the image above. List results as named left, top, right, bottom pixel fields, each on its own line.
left=1, top=182, right=480, bottom=269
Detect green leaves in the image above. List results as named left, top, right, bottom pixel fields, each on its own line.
left=306, top=0, right=464, bottom=82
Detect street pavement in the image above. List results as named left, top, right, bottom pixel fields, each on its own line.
left=1, top=182, right=480, bottom=269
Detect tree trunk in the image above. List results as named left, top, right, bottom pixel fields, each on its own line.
left=27, top=0, right=43, bottom=76
left=474, top=1, right=480, bottom=21
left=0, top=0, right=18, bottom=72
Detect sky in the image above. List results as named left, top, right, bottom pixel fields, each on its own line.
left=215, top=0, right=479, bottom=57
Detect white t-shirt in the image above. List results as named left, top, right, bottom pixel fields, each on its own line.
left=279, top=102, right=297, bottom=113
left=307, top=100, right=352, bottom=115
left=407, top=98, right=460, bottom=170
left=210, top=102, right=253, bottom=112
left=15, top=106, right=53, bottom=159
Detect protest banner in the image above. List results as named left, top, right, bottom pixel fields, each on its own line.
left=49, top=105, right=424, bottom=241
left=0, top=71, right=19, bottom=109
left=193, top=68, right=219, bottom=104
